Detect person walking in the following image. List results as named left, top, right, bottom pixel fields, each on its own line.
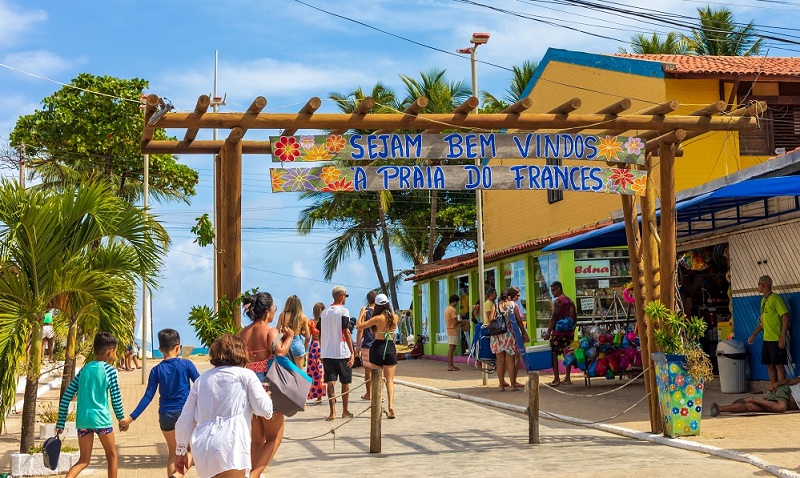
left=277, top=295, right=311, bottom=368
left=356, top=293, right=399, bottom=418
left=543, top=281, right=576, bottom=387
left=306, top=302, right=326, bottom=404
left=749, top=275, right=791, bottom=388
left=319, top=285, right=355, bottom=421
left=445, top=294, right=463, bottom=371
left=490, top=290, right=522, bottom=391
left=42, top=310, right=56, bottom=363
left=356, top=291, right=377, bottom=399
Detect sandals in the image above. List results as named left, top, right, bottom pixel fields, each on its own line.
left=325, top=416, right=336, bottom=421
left=385, top=408, right=396, bottom=419
left=549, top=380, right=561, bottom=387
left=447, top=367, right=461, bottom=371
left=342, top=412, right=354, bottom=419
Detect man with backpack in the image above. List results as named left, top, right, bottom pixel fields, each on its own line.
left=542, top=281, right=576, bottom=386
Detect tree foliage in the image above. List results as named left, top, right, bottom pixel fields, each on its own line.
left=9, top=74, right=198, bottom=204
left=685, top=6, right=763, bottom=56
left=619, top=32, right=687, bottom=54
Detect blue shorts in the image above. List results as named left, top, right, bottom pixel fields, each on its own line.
left=158, top=410, right=182, bottom=432
left=77, top=427, right=113, bottom=437
left=290, top=335, right=306, bottom=358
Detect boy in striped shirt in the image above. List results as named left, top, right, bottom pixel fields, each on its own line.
left=57, top=332, right=127, bottom=478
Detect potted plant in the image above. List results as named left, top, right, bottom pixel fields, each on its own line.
left=11, top=443, right=80, bottom=476
left=645, top=300, right=713, bottom=438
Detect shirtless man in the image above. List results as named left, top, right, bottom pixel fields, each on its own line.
left=710, top=376, right=800, bottom=416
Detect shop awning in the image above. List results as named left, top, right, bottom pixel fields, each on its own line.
left=542, top=176, right=800, bottom=252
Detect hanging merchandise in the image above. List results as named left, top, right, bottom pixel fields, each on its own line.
left=561, top=325, right=642, bottom=379
left=678, top=249, right=711, bottom=271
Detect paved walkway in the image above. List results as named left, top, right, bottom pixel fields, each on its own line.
left=1, top=357, right=798, bottom=477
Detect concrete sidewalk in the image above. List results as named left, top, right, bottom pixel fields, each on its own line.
left=0, top=357, right=797, bottom=477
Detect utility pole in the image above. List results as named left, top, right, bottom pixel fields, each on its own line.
left=142, top=151, right=149, bottom=385
left=210, top=50, right=226, bottom=312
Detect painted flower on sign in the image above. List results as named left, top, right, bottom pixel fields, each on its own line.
left=271, top=170, right=287, bottom=192
left=321, top=177, right=355, bottom=192
left=609, top=168, right=636, bottom=190
left=624, top=137, right=644, bottom=155
left=299, top=135, right=315, bottom=149
left=326, top=134, right=346, bottom=153
left=631, top=175, right=647, bottom=195
left=304, top=145, right=333, bottom=161
left=320, top=166, right=341, bottom=184
left=597, top=135, right=623, bottom=161
left=274, top=136, right=300, bottom=162
left=283, top=168, right=319, bottom=192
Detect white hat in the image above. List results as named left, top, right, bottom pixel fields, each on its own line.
left=375, top=293, right=390, bottom=306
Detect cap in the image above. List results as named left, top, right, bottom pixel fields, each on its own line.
left=375, top=293, right=390, bottom=306
left=332, top=285, right=348, bottom=298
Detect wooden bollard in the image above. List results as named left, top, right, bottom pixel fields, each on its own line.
left=369, top=368, right=383, bottom=453
left=527, top=371, right=540, bottom=444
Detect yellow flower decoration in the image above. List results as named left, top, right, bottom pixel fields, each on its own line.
left=631, top=175, right=647, bottom=196
left=597, top=135, right=623, bottom=161
left=271, top=170, right=286, bottom=192
left=303, top=145, right=332, bottom=161
left=320, top=166, right=341, bottom=184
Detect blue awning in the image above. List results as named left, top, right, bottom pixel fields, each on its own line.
left=542, top=176, right=800, bottom=252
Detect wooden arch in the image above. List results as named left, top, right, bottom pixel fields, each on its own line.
left=142, top=94, right=765, bottom=433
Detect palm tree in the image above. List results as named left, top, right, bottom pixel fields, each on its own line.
left=0, top=180, right=168, bottom=451
left=684, top=6, right=763, bottom=56
left=481, top=60, right=538, bottom=112
left=619, top=32, right=688, bottom=54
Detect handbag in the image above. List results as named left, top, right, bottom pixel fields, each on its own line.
left=42, top=433, right=61, bottom=470
left=266, top=354, right=313, bottom=417
left=486, top=309, right=508, bottom=336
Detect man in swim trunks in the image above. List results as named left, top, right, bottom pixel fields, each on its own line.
left=710, top=376, right=800, bottom=416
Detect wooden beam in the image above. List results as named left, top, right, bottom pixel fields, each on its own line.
left=596, top=98, right=632, bottom=115
left=374, top=96, right=428, bottom=134
left=217, top=127, right=244, bottom=326
left=729, top=100, right=768, bottom=117
left=330, top=97, right=375, bottom=135
left=640, top=100, right=680, bottom=116
left=281, top=97, right=322, bottom=137
left=142, top=94, right=160, bottom=143
left=659, top=141, right=677, bottom=311
left=422, top=97, right=480, bottom=134
left=549, top=98, right=581, bottom=114
left=645, top=129, right=687, bottom=153
left=246, top=96, right=268, bottom=115
left=152, top=112, right=760, bottom=132
left=690, top=100, right=726, bottom=116
left=653, top=146, right=684, bottom=157
left=501, top=97, right=533, bottom=114
left=182, top=95, right=211, bottom=143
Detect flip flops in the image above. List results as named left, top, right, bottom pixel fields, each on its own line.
left=447, top=367, right=460, bottom=371
left=342, top=412, right=354, bottom=419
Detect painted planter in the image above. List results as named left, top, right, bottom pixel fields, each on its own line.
left=39, top=422, right=77, bottom=440
left=11, top=451, right=79, bottom=476
left=652, top=353, right=704, bottom=438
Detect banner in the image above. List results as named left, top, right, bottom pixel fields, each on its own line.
left=269, top=133, right=645, bottom=165
left=270, top=165, right=647, bottom=195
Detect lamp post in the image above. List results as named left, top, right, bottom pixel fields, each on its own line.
left=459, top=32, right=490, bottom=385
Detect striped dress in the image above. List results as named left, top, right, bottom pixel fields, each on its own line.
left=57, top=361, right=124, bottom=430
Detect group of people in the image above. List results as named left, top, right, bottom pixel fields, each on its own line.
left=55, top=284, right=400, bottom=478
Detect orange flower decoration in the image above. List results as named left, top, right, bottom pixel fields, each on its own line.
left=271, top=170, right=286, bottom=192
left=326, top=134, right=346, bottom=153
left=321, top=177, right=355, bottom=192
left=304, top=145, right=332, bottom=161
left=320, top=166, right=341, bottom=183
left=274, top=136, right=300, bottom=162
left=597, top=135, right=623, bottom=161
left=631, top=175, right=647, bottom=195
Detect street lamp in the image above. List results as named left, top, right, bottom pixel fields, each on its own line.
left=458, top=32, right=490, bottom=385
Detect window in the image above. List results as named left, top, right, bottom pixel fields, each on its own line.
left=419, top=283, right=430, bottom=342
left=547, top=158, right=563, bottom=203
left=437, top=279, right=449, bottom=343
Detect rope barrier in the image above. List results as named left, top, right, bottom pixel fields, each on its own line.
left=282, top=404, right=372, bottom=448
left=303, top=378, right=368, bottom=405
left=539, top=393, right=651, bottom=425
left=538, top=368, right=648, bottom=397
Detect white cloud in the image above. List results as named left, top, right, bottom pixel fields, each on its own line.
left=2, top=50, right=72, bottom=77
left=0, top=1, right=46, bottom=48
left=291, top=260, right=313, bottom=279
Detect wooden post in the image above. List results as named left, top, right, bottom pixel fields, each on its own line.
left=369, top=368, right=383, bottom=453
left=659, top=140, right=678, bottom=310
left=639, top=152, right=662, bottom=434
left=527, top=371, right=540, bottom=444
left=218, top=128, right=243, bottom=327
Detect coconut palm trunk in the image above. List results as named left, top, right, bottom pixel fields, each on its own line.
left=368, top=235, right=388, bottom=294
left=20, top=323, right=43, bottom=452
left=59, top=316, right=79, bottom=402
left=378, top=199, right=399, bottom=311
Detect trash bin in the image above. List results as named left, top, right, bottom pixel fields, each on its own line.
left=716, top=340, right=747, bottom=393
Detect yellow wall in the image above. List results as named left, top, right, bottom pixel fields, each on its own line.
left=484, top=60, right=766, bottom=253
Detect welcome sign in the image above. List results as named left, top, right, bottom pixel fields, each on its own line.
left=269, top=133, right=646, bottom=165
left=270, top=165, right=647, bottom=196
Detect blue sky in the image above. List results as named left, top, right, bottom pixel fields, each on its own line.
left=0, top=0, right=796, bottom=347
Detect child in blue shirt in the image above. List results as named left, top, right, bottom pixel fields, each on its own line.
left=57, top=332, right=127, bottom=478
left=120, top=329, right=199, bottom=478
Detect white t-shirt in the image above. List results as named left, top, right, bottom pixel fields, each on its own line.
left=790, top=383, right=800, bottom=407
left=320, top=303, right=351, bottom=359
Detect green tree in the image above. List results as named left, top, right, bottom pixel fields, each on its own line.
left=481, top=60, right=538, bottom=112
left=0, top=180, right=168, bottom=452
left=9, top=73, right=198, bottom=204
left=619, top=32, right=688, bottom=54
left=684, top=6, right=763, bottom=56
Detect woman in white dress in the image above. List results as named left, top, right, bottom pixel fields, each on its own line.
left=174, top=334, right=274, bottom=478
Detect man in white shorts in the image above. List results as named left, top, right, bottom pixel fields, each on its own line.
left=42, top=311, right=55, bottom=363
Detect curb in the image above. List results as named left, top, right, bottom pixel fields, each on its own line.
left=392, top=377, right=800, bottom=478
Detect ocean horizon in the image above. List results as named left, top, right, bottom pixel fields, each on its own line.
left=151, top=347, right=208, bottom=359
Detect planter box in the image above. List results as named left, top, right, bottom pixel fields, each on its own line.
left=652, top=353, right=704, bottom=438
left=39, top=422, right=77, bottom=440
left=11, top=451, right=79, bottom=476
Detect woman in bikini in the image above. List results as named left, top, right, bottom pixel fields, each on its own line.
left=237, top=292, right=287, bottom=478
left=355, top=293, right=398, bottom=419
left=277, top=295, right=311, bottom=368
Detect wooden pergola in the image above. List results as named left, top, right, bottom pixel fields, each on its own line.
left=142, top=93, right=765, bottom=433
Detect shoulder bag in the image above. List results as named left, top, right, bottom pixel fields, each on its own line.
left=265, top=335, right=313, bottom=417
left=486, top=307, right=508, bottom=336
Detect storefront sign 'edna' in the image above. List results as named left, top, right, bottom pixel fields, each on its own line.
left=269, top=133, right=646, bottom=165
left=270, top=165, right=647, bottom=196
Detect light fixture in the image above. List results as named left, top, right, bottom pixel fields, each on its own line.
left=456, top=47, right=472, bottom=54
left=470, top=32, right=490, bottom=45
left=147, top=97, right=175, bottom=126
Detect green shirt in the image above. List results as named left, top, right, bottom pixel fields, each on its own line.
left=760, top=292, right=789, bottom=342
left=57, top=361, right=124, bottom=429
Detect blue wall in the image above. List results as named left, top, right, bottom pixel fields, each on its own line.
left=732, top=293, right=800, bottom=380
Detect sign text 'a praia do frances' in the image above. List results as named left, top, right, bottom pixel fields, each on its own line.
left=269, top=133, right=646, bottom=165
left=268, top=133, right=648, bottom=196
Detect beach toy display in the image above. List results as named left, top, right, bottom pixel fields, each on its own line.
left=562, top=325, right=642, bottom=378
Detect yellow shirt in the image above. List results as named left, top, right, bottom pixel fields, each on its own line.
left=483, top=300, right=496, bottom=325
left=445, top=305, right=459, bottom=336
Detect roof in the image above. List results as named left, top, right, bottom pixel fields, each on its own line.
left=616, top=54, right=800, bottom=78
left=406, top=223, right=611, bottom=283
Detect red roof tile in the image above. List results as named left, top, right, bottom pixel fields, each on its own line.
left=616, top=54, right=800, bottom=77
